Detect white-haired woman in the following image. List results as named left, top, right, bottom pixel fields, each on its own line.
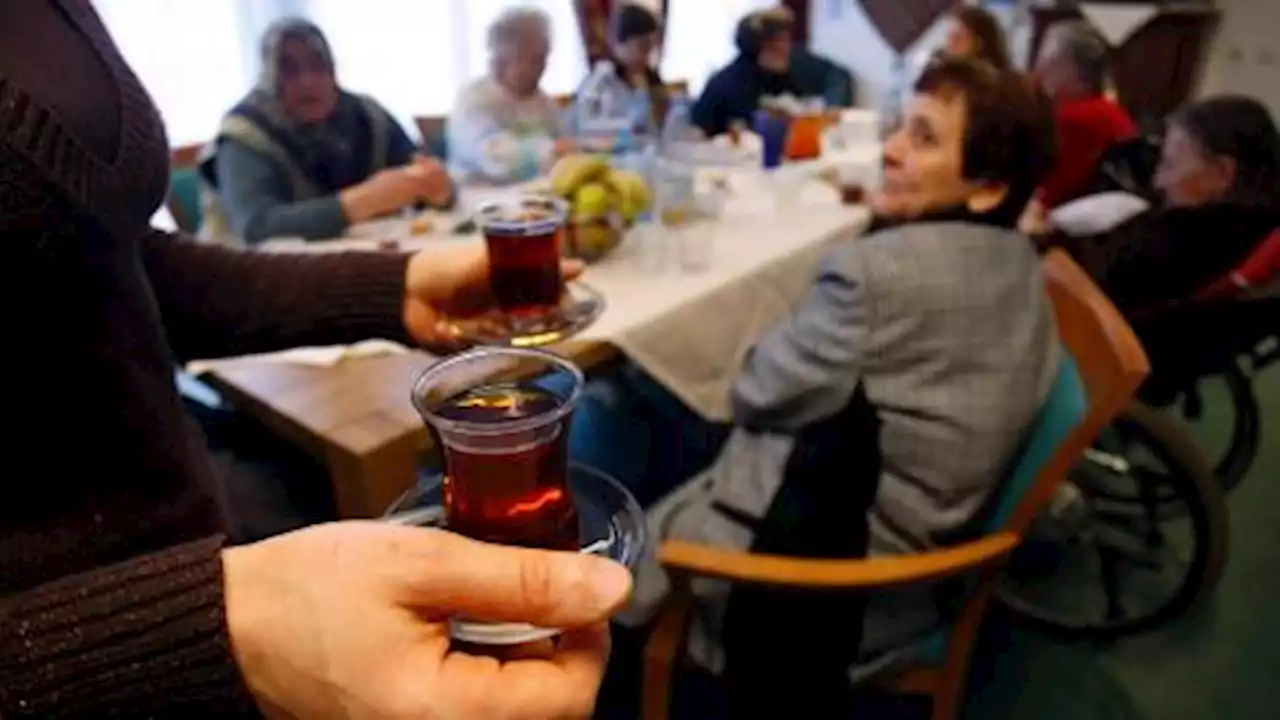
left=448, top=7, right=575, bottom=184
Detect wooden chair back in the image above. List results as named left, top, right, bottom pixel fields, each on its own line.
left=1006, top=250, right=1152, bottom=530
left=641, top=250, right=1149, bottom=720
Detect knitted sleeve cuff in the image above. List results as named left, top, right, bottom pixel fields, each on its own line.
left=0, top=537, right=260, bottom=717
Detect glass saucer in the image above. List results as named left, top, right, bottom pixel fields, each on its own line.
left=384, top=463, right=647, bottom=645
left=430, top=282, right=605, bottom=350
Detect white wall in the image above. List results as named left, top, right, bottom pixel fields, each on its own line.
left=1196, top=0, right=1280, bottom=118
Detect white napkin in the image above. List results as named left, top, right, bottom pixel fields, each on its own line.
left=185, top=339, right=410, bottom=375
left=1079, top=2, right=1160, bottom=47
left=1049, top=191, right=1151, bottom=237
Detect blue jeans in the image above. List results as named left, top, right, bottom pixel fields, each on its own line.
left=569, top=364, right=731, bottom=508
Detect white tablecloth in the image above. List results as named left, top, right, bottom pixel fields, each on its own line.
left=258, top=149, right=877, bottom=420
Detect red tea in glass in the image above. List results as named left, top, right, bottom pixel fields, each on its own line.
left=479, top=196, right=567, bottom=317
left=435, top=383, right=578, bottom=550
left=411, top=347, right=585, bottom=552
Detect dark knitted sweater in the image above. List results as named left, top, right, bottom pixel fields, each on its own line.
left=0, top=1, right=414, bottom=715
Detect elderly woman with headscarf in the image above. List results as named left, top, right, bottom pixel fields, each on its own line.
left=201, top=18, right=454, bottom=245
left=448, top=7, right=575, bottom=185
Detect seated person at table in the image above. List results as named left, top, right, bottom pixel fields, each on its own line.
left=941, top=4, right=1014, bottom=71
left=618, top=58, right=1061, bottom=713
left=1040, top=95, right=1280, bottom=393
left=690, top=6, right=806, bottom=137
left=604, top=2, right=670, bottom=133
left=1033, top=21, right=1137, bottom=210
left=1041, top=95, right=1280, bottom=316
left=200, top=18, right=454, bottom=245
left=448, top=7, right=572, bottom=185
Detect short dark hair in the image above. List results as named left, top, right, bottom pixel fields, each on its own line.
left=611, top=3, right=661, bottom=45
left=734, top=7, right=793, bottom=57
left=1171, top=95, right=1280, bottom=210
left=915, top=57, right=1057, bottom=227
left=951, top=5, right=1013, bottom=71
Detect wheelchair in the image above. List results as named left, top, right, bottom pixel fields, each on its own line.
left=999, top=173, right=1277, bottom=641
left=999, top=295, right=1275, bottom=641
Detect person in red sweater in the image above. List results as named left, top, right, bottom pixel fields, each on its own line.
left=1033, top=20, right=1138, bottom=209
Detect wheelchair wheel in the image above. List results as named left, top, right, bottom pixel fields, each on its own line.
left=1087, top=362, right=1259, bottom=512
left=1200, top=361, right=1261, bottom=495
left=996, top=404, right=1228, bottom=642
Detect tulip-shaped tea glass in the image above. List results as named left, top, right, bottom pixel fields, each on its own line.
left=452, top=195, right=605, bottom=348
left=394, top=347, right=646, bottom=644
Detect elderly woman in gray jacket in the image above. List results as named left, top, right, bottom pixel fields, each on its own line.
left=614, top=58, right=1062, bottom=715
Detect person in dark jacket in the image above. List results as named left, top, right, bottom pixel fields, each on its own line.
left=1044, top=95, right=1280, bottom=394
left=1046, top=95, right=1280, bottom=315
left=201, top=18, right=455, bottom=244
left=690, top=7, right=806, bottom=137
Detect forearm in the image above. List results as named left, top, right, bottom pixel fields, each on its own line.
left=141, top=230, right=412, bottom=362
left=0, top=537, right=259, bottom=717
left=731, top=250, right=870, bottom=431
left=241, top=195, right=350, bottom=244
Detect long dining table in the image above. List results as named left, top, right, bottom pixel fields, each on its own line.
left=193, top=146, right=879, bottom=518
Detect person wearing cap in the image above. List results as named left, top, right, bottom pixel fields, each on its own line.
left=608, top=2, right=671, bottom=132
left=201, top=18, right=455, bottom=245
left=690, top=6, right=805, bottom=138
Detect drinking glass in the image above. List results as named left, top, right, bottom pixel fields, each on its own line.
left=754, top=108, right=791, bottom=169
left=477, top=195, right=568, bottom=323
left=411, top=347, right=583, bottom=551
left=404, top=348, right=647, bottom=645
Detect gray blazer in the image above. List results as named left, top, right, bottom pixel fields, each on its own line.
left=620, top=221, right=1061, bottom=677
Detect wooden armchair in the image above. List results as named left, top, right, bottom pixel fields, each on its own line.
left=641, top=250, right=1150, bottom=720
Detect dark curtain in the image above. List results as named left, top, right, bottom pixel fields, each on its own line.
left=858, top=0, right=960, bottom=54
left=575, top=1, right=672, bottom=64
left=781, top=0, right=811, bottom=46
left=575, top=0, right=613, bottom=65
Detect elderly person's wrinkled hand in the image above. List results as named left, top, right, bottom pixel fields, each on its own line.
left=223, top=522, right=631, bottom=719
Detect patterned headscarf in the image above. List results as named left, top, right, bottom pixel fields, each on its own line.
left=239, top=17, right=365, bottom=191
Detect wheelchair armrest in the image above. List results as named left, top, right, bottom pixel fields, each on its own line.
left=1253, top=336, right=1280, bottom=371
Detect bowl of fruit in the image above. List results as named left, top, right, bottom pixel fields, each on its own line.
left=549, top=154, right=654, bottom=262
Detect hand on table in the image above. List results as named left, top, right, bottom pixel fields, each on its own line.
left=406, top=155, right=456, bottom=207
left=341, top=160, right=455, bottom=222
left=401, top=245, right=585, bottom=345
left=223, top=522, right=631, bottom=720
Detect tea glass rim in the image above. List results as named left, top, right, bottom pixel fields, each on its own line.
left=410, top=347, right=585, bottom=439
left=476, top=194, right=569, bottom=238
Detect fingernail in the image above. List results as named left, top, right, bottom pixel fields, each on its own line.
left=588, top=558, right=633, bottom=605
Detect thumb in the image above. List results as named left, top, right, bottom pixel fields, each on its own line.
left=386, top=527, right=633, bottom=628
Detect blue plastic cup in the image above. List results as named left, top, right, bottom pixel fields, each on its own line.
left=754, top=109, right=791, bottom=170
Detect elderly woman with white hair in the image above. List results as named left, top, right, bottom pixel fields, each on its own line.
left=448, top=7, right=575, bottom=185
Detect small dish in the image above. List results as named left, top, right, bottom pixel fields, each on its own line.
left=429, top=282, right=605, bottom=350
left=384, top=463, right=647, bottom=645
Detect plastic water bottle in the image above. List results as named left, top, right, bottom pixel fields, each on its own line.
left=575, top=60, right=632, bottom=154
left=655, top=99, right=697, bottom=226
